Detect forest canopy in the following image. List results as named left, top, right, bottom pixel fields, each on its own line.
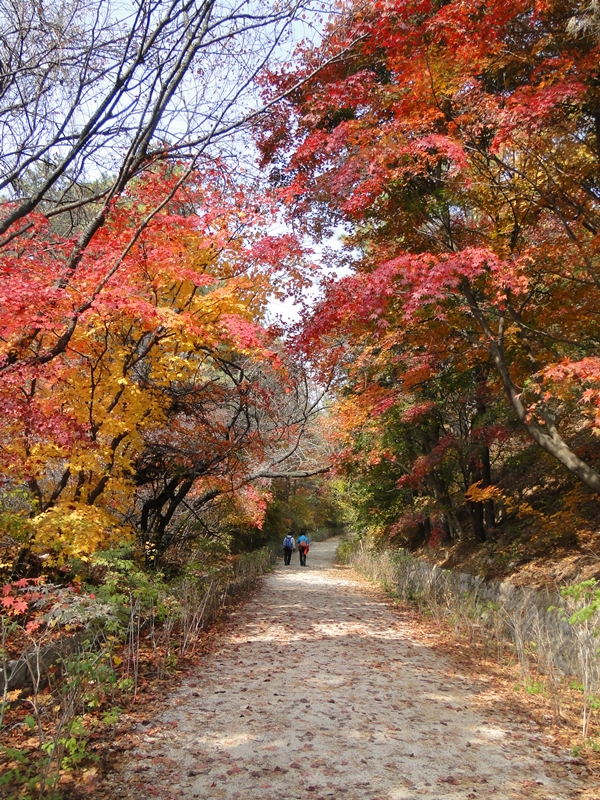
left=256, top=0, right=600, bottom=549
left=2, top=0, right=600, bottom=569
left=0, top=0, right=340, bottom=571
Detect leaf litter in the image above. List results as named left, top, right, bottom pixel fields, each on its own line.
left=89, top=540, right=596, bottom=800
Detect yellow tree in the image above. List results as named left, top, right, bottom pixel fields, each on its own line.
left=1, top=167, right=326, bottom=567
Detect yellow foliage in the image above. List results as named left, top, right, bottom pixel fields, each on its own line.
left=465, top=482, right=545, bottom=523
left=464, top=481, right=506, bottom=504
left=0, top=176, right=286, bottom=561
left=29, top=505, right=132, bottom=564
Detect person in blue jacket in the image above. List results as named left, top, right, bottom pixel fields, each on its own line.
left=283, top=533, right=295, bottom=565
left=297, top=532, right=309, bottom=566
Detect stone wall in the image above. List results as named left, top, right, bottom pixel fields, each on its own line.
left=346, top=547, right=599, bottom=680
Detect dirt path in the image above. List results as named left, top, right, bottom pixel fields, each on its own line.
left=107, top=540, right=591, bottom=799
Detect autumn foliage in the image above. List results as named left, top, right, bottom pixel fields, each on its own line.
left=3, top=3, right=600, bottom=793
left=1, top=0, right=600, bottom=576
left=257, top=0, right=600, bottom=545
left=0, top=162, right=324, bottom=569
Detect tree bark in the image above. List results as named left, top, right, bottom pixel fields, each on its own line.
left=468, top=497, right=486, bottom=543
left=481, top=445, right=495, bottom=531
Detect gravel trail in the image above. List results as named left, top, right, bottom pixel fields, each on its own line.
left=111, top=540, right=591, bottom=799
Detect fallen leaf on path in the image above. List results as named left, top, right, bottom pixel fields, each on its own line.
left=438, top=776, right=459, bottom=785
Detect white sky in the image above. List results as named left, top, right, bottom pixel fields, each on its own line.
left=265, top=223, right=355, bottom=325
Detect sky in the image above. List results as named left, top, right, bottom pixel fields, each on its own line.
left=266, top=225, right=354, bottom=325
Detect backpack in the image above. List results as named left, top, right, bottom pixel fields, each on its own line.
left=283, top=535, right=294, bottom=549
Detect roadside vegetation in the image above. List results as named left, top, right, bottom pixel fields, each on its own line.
left=0, top=541, right=274, bottom=798
left=0, top=474, right=342, bottom=798
left=339, top=537, right=600, bottom=754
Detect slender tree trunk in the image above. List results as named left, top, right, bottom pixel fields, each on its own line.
left=468, top=497, right=486, bottom=543
left=439, top=513, right=451, bottom=544
left=466, top=454, right=487, bottom=543
left=412, top=514, right=431, bottom=548
left=481, top=444, right=495, bottom=531
left=423, top=515, right=431, bottom=544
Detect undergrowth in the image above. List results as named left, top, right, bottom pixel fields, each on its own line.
left=0, top=544, right=274, bottom=799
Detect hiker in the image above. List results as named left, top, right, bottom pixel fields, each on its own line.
left=297, top=532, right=310, bottom=566
left=283, top=533, right=295, bottom=565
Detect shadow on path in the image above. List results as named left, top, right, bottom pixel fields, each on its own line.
left=108, top=540, right=588, bottom=800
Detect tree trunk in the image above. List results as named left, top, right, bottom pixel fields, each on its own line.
left=412, top=515, right=431, bottom=548
left=481, top=444, right=495, bottom=531
left=468, top=498, right=486, bottom=543
left=439, top=513, right=452, bottom=544
left=462, top=281, right=600, bottom=494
